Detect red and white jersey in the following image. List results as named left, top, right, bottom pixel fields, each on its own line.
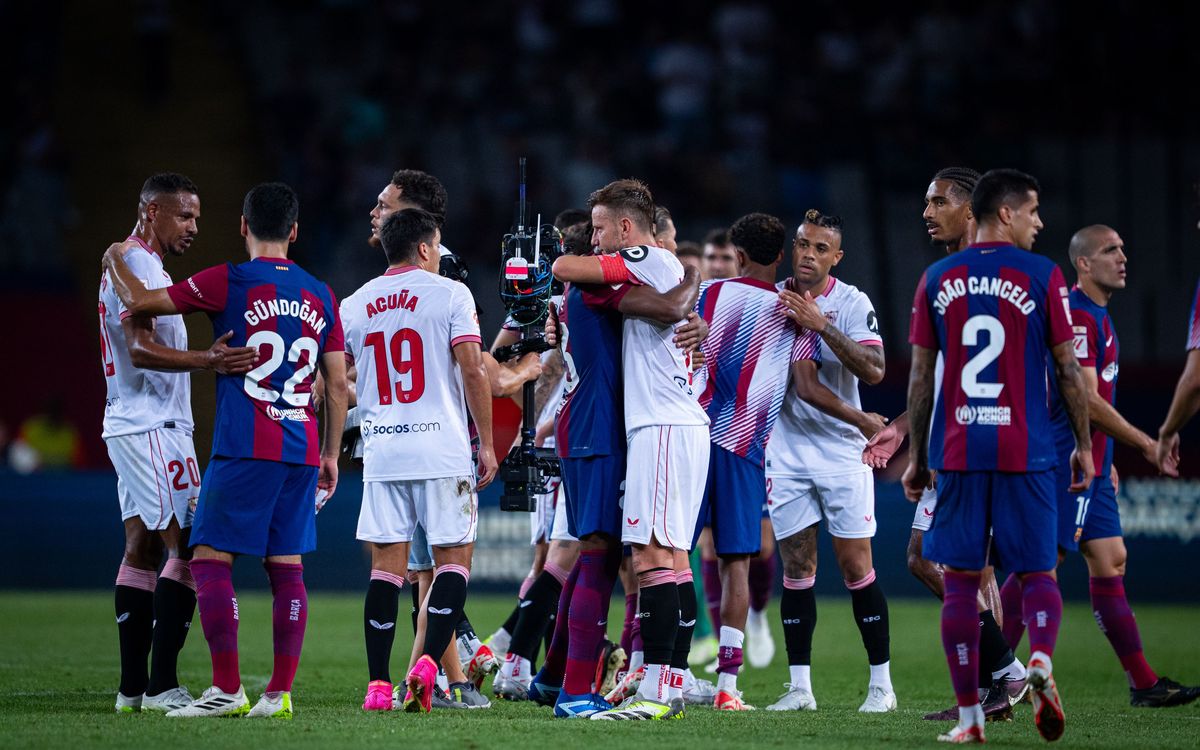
left=340, top=266, right=482, bottom=481
left=98, top=238, right=193, bottom=439
left=600, top=245, right=710, bottom=431
left=766, top=276, right=882, bottom=477
left=694, top=277, right=821, bottom=466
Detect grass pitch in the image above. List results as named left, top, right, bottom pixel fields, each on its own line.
left=1, top=591, right=1197, bottom=748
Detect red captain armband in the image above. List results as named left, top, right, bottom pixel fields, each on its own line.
left=598, top=253, right=630, bottom=285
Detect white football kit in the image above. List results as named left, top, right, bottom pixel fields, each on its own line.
left=99, top=241, right=198, bottom=530
left=606, top=245, right=710, bottom=549
left=341, top=266, right=482, bottom=546
left=765, top=277, right=883, bottom=540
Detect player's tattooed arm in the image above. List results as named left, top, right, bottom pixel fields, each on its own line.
left=123, top=317, right=257, bottom=374
left=455, top=341, right=499, bottom=489
left=778, top=290, right=885, bottom=384
left=618, top=266, right=701, bottom=324
left=902, top=345, right=937, bottom=501
left=1051, top=339, right=1095, bottom=492
left=1158, top=349, right=1200, bottom=472
left=102, top=242, right=179, bottom=316
left=316, top=349, right=349, bottom=500
left=1080, top=366, right=1176, bottom=476
left=791, top=361, right=887, bottom=439
left=532, top=350, right=562, bottom=414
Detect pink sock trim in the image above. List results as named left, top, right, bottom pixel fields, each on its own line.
left=544, top=562, right=569, bottom=586
left=519, top=574, right=535, bottom=599
left=784, top=575, right=816, bottom=590
left=160, top=558, right=195, bottom=591
left=676, top=568, right=694, bottom=584
left=638, top=568, right=677, bottom=588
left=116, top=563, right=157, bottom=592
left=370, top=569, right=407, bottom=588
left=436, top=564, right=470, bottom=583
left=845, top=568, right=876, bottom=591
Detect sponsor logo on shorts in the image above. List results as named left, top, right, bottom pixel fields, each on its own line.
left=267, top=404, right=310, bottom=422
left=864, top=515, right=873, bottom=522
left=361, top=420, right=442, bottom=437
left=954, top=405, right=1011, bottom=426
left=626, top=517, right=640, bottom=526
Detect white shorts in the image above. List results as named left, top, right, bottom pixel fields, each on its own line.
left=912, top=486, right=938, bottom=531
left=358, top=477, right=478, bottom=547
left=549, top=483, right=578, bottom=543
left=529, top=477, right=562, bottom=545
left=622, top=424, right=710, bottom=550
left=105, top=427, right=198, bottom=531
left=767, top=470, right=876, bottom=540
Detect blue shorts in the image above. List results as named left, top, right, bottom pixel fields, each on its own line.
left=1057, top=469, right=1122, bottom=552
left=925, top=469, right=1057, bottom=573
left=693, top=445, right=764, bottom=556
left=191, top=456, right=318, bottom=557
left=561, top=453, right=625, bottom=539
left=408, top=523, right=434, bottom=571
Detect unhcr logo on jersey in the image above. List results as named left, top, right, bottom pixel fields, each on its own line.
left=267, top=404, right=311, bottom=422
left=954, top=404, right=1011, bottom=426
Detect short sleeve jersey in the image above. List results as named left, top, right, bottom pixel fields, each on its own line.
left=339, top=266, right=481, bottom=481
left=603, top=245, right=710, bottom=431
left=166, top=256, right=344, bottom=466
left=554, top=281, right=628, bottom=458
left=99, top=238, right=193, bottom=438
left=694, top=277, right=820, bottom=466
left=909, top=243, right=1074, bottom=472
left=766, top=277, right=883, bottom=477
left=1050, top=287, right=1119, bottom=478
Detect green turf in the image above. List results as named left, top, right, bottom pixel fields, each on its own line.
left=1, top=592, right=1197, bottom=748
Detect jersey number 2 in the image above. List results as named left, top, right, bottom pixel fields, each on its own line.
left=961, top=315, right=1005, bottom=398
left=243, top=331, right=320, bottom=406
left=365, top=328, right=426, bottom=405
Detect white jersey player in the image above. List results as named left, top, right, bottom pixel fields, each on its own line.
left=101, top=173, right=258, bottom=714
left=551, top=178, right=707, bottom=720
left=342, top=207, right=497, bottom=712
left=764, top=210, right=896, bottom=714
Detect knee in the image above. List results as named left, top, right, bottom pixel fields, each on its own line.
left=123, top=532, right=162, bottom=570
left=782, top=555, right=816, bottom=580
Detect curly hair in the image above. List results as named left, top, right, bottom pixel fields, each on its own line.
left=729, top=212, right=787, bottom=266
left=391, top=169, right=448, bottom=228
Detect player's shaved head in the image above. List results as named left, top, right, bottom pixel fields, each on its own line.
left=588, top=179, right=656, bottom=233
left=1068, top=224, right=1117, bottom=265
left=139, top=172, right=199, bottom=207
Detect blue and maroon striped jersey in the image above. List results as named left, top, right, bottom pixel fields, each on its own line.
left=909, top=243, right=1074, bottom=472
left=695, top=277, right=820, bottom=466
left=1050, top=288, right=1119, bottom=478
left=1188, top=278, right=1200, bottom=351
left=167, top=257, right=344, bottom=466
left=554, top=282, right=628, bottom=458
